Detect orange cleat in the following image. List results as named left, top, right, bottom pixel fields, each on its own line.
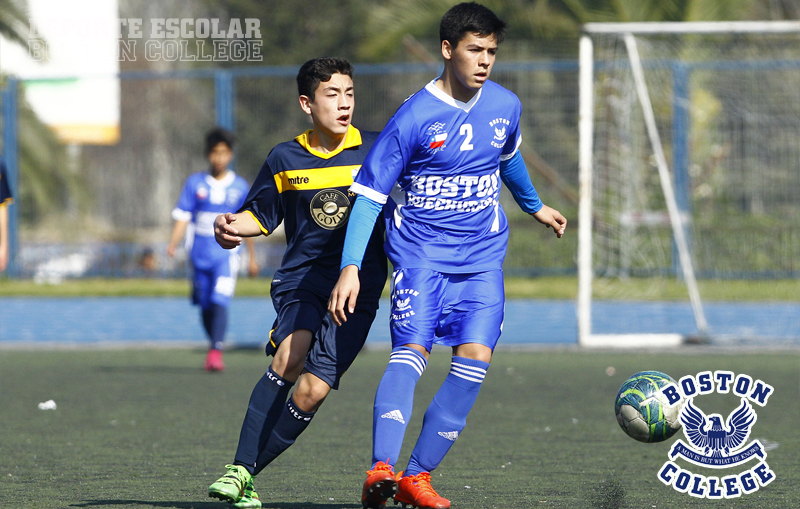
left=204, top=349, right=225, bottom=372
left=394, top=472, right=450, bottom=509
left=362, top=461, right=397, bottom=508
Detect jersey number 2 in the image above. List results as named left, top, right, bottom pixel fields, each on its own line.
left=459, top=124, right=474, bottom=151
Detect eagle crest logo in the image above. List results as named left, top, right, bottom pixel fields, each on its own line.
left=668, top=396, right=767, bottom=469
left=681, top=399, right=756, bottom=458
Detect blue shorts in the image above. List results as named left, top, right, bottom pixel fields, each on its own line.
left=269, top=289, right=377, bottom=390
left=192, top=255, right=239, bottom=309
left=389, top=268, right=505, bottom=351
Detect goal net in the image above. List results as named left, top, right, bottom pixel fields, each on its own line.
left=578, top=22, right=800, bottom=347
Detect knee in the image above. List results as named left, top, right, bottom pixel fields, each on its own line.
left=293, top=377, right=331, bottom=412
left=271, top=349, right=306, bottom=381
left=453, top=343, right=492, bottom=363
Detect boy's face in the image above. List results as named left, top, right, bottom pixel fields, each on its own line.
left=443, top=32, right=498, bottom=92
left=301, top=72, right=354, bottom=138
left=208, top=142, right=233, bottom=174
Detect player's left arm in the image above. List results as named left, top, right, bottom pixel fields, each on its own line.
left=166, top=219, right=189, bottom=257
left=328, top=195, right=383, bottom=325
left=500, top=150, right=566, bottom=238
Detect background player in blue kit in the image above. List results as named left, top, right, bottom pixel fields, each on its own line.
left=167, top=128, right=259, bottom=372
left=328, top=4, right=567, bottom=508
left=207, top=58, right=387, bottom=509
left=0, top=161, right=13, bottom=273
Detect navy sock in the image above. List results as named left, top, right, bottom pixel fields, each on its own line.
left=233, top=367, right=294, bottom=474
left=253, top=396, right=316, bottom=475
left=372, top=347, right=427, bottom=468
left=202, top=303, right=227, bottom=351
left=405, top=356, right=489, bottom=476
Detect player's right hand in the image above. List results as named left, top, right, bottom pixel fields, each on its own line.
left=215, top=212, right=243, bottom=249
left=328, top=265, right=360, bottom=326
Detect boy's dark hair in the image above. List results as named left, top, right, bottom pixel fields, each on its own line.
left=440, top=2, right=507, bottom=48
left=297, top=57, right=354, bottom=101
left=205, top=127, right=236, bottom=155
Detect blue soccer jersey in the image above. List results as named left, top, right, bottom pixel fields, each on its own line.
left=172, top=171, right=250, bottom=270
left=351, top=79, right=522, bottom=273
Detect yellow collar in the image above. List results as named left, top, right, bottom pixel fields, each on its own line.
left=294, top=125, right=362, bottom=159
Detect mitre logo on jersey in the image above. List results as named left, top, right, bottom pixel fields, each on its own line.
left=656, top=371, right=776, bottom=499
left=310, top=189, right=350, bottom=230
left=196, top=186, right=209, bottom=200
left=425, top=122, right=448, bottom=152
left=489, top=117, right=510, bottom=148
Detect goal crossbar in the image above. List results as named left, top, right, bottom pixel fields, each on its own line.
left=584, top=21, right=800, bottom=35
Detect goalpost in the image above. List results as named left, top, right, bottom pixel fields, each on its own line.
left=578, top=22, right=800, bottom=347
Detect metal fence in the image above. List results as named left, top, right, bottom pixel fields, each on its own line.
left=1, top=61, right=582, bottom=279
left=5, top=51, right=799, bottom=282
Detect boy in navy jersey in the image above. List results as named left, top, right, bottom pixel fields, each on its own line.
left=0, top=161, right=13, bottom=273
left=168, top=128, right=259, bottom=372
left=329, top=4, right=566, bottom=508
left=207, top=57, right=387, bottom=508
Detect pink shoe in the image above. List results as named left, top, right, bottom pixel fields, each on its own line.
left=204, top=349, right=225, bottom=372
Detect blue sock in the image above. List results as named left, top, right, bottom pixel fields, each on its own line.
left=202, top=303, right=227, bottom=351
left=372, top=347, right=427, bottom=468
left=253, top=396, right=315, bottom=475
left=405, top=356, right=489, bottom=476
left=234, top=367, right=294, bottom=474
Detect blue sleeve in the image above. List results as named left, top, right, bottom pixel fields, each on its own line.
left=175, top=176, right=196, bottom=213
left=500, top=151, right=542, bottom=214
left=340, top=195, right=382, bottom=270
left=350, top=116, right=412, bottom=203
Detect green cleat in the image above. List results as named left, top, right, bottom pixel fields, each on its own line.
left=232, top=477, right=262, bottom=509
left=209, top=464, right=252, bottom=504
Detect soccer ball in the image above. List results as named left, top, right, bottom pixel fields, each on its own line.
left=614, top=370, right=684, bottom=443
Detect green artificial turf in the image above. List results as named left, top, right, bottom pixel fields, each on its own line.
left=1, top=347, right=797, bottom=508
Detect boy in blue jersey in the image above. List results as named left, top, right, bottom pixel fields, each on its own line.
left=207, top=58, right=387, bottom=509
left=0, top=162, right=13, bottom=273
left=329, top=4, right=567, bottom=508
left=167, top=128, right=259, bottom=371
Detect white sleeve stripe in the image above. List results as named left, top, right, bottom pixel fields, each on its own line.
left=451, top=363, right=487, bottom=376
left=390, top=352, right=427, bottom=371
left=350, top=182, right=388, bottom=205
left=499, top=134, right=523, bottom=161
left=451, top=371, right=486, bottom=384
left=388, top=358, right=424, bottom=376
left=172, top=208, right=192, bottom=221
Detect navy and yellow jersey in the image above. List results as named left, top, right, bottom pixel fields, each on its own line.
left=0, top=162, right=13, bottom=207
left=240, top=125, right=387, bottom=303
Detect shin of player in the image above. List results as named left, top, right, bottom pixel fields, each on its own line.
left=329, top=3, right=566, bottom=508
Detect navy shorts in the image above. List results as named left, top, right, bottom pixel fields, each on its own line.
left=389, top=268, right=505, bottom=351
left=269, top=289, right=377, bottom=390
